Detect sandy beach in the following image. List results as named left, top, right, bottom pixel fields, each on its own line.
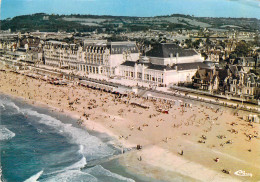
left=0, top=67, right=259, bottom=182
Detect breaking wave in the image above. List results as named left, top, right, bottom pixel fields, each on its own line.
left=21, top=109, right=115, bottom=160
left=0, top=127, right=15, bottom=141
left=0, top=98, right=135, bottom=182
left=24, top=170, right=43, bottom=182
left=0, top=166, right=3, bottom=182
left=2, top=101, right=20, bottom=112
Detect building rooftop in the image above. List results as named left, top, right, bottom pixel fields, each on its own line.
left=120, top=61, right=136, bottom=67
left=147, top=64, right=172, bottom=71
left=146, top=43, right=198, bottom=58
left=46, top=40, right=68, bottom=45
left=175, top=62, right=209, bottom=71
left=107, top=42, right=139, bottom=54
left=121, top=60, right=209, bottom=71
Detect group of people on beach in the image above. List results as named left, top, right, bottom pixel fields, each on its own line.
left=1, top=67, right=259, bottom=181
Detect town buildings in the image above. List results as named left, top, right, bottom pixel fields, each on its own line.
left=0, top=31, right=259, bottom=103
left=119, top=43, right=208, bottom=86
left=44, top=40, right=85, bottom=69
left=43, top=40, right=139, bottom=76
left=192, top=65, right=260, bottom=101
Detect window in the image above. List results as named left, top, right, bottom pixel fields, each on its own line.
left=145, top=74, right=149, bottom=80
left=137, top=72, right=142, bottom=79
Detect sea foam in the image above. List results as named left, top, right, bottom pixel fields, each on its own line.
left=3, top=101, right=20, bottom=112
left=21, top=109, right=115, bottom=160
left=0, top=102, right=5, bottom=110
left=24, top=170, right=43, bottom=182
left=85, top=165, right=135, bottom=182
left=1, top=100, right=135, bottom=182
left=41, top=170, right=97, bottom=182
left=42, top=165, right=135, bottom=182
left=0, top=166, right=3, bottom=182
left=0, top=127, right=15, bottom=141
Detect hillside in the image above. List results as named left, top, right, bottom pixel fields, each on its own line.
left=1, top=13, right=259, bottom=33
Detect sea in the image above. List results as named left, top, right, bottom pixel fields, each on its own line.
left=0, top=95, right=154, bottom=182
left=1, top=0, right=260, bottom=20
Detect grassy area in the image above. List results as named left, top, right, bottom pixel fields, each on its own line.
left=1, top=13, right=259, bottom=33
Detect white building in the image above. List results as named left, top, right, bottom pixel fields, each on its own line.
left=119, top=43, right=209, bottom=86
left=44, top=40, right=85, bottom=69
left=78, top=40, right=139, bottom=76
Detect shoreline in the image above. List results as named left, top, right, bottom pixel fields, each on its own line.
left=0, top=68, right=259, bottom=182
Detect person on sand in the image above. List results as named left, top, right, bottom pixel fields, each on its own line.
left=214, top=157, right=219, bottom=162
left=179, top=150, right=184, bottom=155
left=138, top=156, right=142, bottom=161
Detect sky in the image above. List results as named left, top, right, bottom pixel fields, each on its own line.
left=1, top=0, right=260, bottom=20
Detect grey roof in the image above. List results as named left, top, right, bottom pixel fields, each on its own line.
left=146, top=43, right=198, bottom=58
left=175, top=62, right=209, bottom=71
left=121, top=61, right=209, bottom=72
left=121, top=61, right=136, bottom=67
left=107, top=42, right=139, bottom=54
left=46, top=40, right=67, bottom=45
left=147, top=64, right=172, bottom=71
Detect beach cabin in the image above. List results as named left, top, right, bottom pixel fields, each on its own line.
left=184, top=103, right=192, bottom=108
left=247, top=114, right=259, bottom=123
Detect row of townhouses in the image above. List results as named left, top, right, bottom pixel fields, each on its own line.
left=0, top=34, right=259, bottom=101
left=192, top=65, right=260, bottom=101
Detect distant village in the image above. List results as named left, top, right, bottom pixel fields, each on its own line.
left=0, top=28, right=259, bottom=105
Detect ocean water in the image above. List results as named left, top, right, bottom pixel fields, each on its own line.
left=0, top=95, right=144, bottom=182
left=1, top=0, right=260, bottom=20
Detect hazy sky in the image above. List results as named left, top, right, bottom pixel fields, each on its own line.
left=1, top=0, right=260, bottom=20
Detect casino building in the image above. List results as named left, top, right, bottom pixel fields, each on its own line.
left=119, top=43, right=209, bottom=86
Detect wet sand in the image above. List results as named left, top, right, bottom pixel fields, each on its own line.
left=0, top=68, right=259, bottom=182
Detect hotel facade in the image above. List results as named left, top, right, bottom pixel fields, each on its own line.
left=43, top=40, right=139, bottom=76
